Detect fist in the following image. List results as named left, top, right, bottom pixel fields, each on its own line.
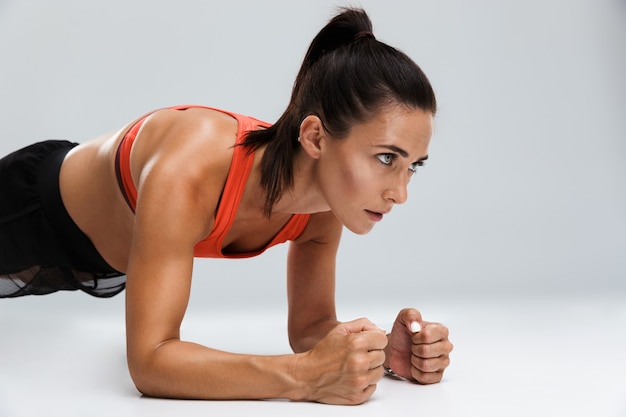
left=385, top=308, right=453, bottom=384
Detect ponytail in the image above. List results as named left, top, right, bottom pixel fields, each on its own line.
left=243, top=7, right=436, bottom=217
left=294, top=8, right=374, bottom=90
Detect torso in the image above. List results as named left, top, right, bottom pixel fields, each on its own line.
left=58, top=107, right=303, bottom=272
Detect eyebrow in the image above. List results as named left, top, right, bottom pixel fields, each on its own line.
left=376, top=145, right=429, bottom=163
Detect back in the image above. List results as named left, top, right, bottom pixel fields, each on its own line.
left=58, top=106, right=242, bottom=271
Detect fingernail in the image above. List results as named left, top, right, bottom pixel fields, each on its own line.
left=410, top=321, right=421, bottom=333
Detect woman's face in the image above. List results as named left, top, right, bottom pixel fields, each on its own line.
left=317, top=105, right=433, bottom=235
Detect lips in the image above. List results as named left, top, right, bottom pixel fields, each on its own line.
left=365, top=210, right=384, bottom=222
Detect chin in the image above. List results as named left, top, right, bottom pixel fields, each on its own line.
left=345, top=223, right=375, bottom=236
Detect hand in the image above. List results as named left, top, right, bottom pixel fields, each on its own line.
left=295, top=318, right=388, bottom=405
left=385, top=308, right=453, bottom=384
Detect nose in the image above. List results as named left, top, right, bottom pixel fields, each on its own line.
left=383, top=176, right=408, bottom=205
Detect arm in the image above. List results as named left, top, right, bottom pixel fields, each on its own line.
left=124, top=145, right=303, bottom=400
left=125, top=194, right=386, bottom=403
left=286, top=213, right=453, bottom=387
left=286, top=211, right=343, bottom=352
left=123, top=118, right=386, bottom=404
left=286, top=212, right=388, bottom=404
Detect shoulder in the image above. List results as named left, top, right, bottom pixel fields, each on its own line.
left=143, top=107, right=239, bottom=147
left=133, top=107, right=239, bottom=183
left=131, top=108, right=242, bottom=224
left=122, top=108, right=245, bottom=244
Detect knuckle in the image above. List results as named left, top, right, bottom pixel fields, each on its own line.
left=432, top=322, right=449, bottom=336
left=374, top=365, right=385, bottom=380
left=411, top=356, right=430, bottom=372
left=410, top=355, right=424, bottom=370
left=442, top=326, right=450, bottom=338
left=442, top=355, right=451, bottom=368
left=447, top=340, right=454, bottom=353
left=422, top=325, right=438, bottom=340
left=411, top=355, right=444, bottom=373
left=348, top=335, right=368, bottom=351
left=346, top=354, right=369, bottom=372
left=374, top=350, right=386, bottom=366
left=412, top=368, right=443, bottom=385
left=352, top=374, right=370, bottom=389
left=418, top=323, right=450, bottom=341
left=412, top=343, right=430, bottom=357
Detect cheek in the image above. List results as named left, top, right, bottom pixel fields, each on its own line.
left=319, top=148, right=377, bottom=201
left=338, top=165, right=358, bottom=190
left=335, top=158, right=376, bottom=196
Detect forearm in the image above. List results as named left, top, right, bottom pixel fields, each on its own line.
left=128, top=339, right=306, bottom=401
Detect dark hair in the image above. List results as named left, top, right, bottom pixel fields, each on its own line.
left=243, top=7, right=437, bottom=216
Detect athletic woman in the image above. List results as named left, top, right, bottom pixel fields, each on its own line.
left=0, top=8, right=452, bottom=405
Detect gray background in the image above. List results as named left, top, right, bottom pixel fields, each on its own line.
left=1, top=0, right=624, bottom=312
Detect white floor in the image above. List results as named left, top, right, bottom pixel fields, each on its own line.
left=1, top=293, right=625, bottom=417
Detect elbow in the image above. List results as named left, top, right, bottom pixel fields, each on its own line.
left=127, top=351, right=168, bottom=399
left=126, top=337, right=183, bottom=399
left=127, top=357, right=155, bottom=397
left=289, top=338, right=307, bottom=354
left=288, top=316, right=338, bottom=353
left=288, top=328, right=307, bottom=353
left=288, top=331, right=319, bottom=353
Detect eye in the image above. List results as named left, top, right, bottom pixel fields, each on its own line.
left=377, top=153, right=395, bottom=166
left=408, top=160, right=425, bottom=174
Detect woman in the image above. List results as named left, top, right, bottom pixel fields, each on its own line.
left=0, top=8, right=452, bottom=405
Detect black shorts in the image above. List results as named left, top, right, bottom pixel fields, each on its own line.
left=0, top=140, right=126, bottom=298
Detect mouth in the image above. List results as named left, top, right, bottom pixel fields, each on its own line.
left=365, top=210, right=384, bottom=222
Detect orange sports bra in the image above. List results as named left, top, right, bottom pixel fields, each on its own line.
left=114, top=105, right=310, bottom=259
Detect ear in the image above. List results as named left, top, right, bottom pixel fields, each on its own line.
left=298, top=115, right=325, bottom=159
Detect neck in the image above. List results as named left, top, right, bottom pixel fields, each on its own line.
left=271, top=151, right=329, bottom=215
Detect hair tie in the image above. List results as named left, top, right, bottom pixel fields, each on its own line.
left=354, top=31, right=375, bottom=41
